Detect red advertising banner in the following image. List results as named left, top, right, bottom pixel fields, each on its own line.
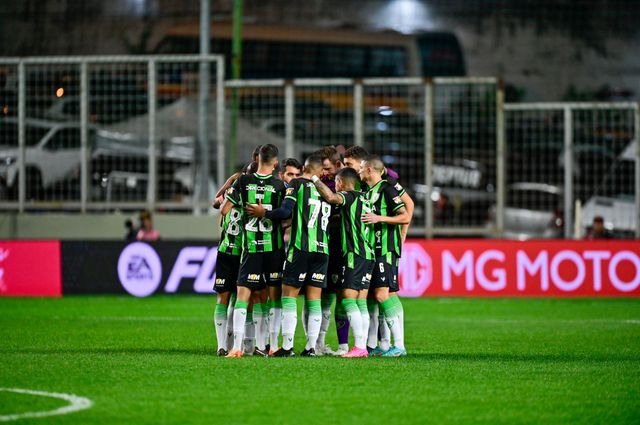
left=0, top=241, right=61, bottom=297
left=398, top=240, right=640, bottom=297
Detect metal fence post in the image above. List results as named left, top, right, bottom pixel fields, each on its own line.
left=635, top=102, right=640, bottom=239
left=80, top=61, right=88, bottom=212
left=17, top=61, right=25, bottom=213
left=424, top=79, right=434, bottom=239
left=563, top=106, right=574, bottom=239
left=216, top=57, right=226, bottom=191
left=496, top=80, right=506, bottom=237
left=285, top=81, right=295, bottom=159
left=147, top=59, right=157, bottom=210
left=354, top=80, right=364, bottom=147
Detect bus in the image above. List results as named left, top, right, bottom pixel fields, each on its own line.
left=154, top=22, right=466, bottom=79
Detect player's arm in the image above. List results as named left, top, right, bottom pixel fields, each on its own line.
left=311, top=175, right=343, bottom=205
left=362, top=206, right=410, bottom=225
left=215, top=172, right=242, bottom=199
left=222, top=177, right=243, bottom=216
left=400, top=192, right=414, bottom=242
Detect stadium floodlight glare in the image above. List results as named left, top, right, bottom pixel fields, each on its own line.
left=373, top=0, right=434, bottom=33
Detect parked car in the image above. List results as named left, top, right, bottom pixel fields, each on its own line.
left=43, top=94, right=150, bottom=125
left=0, top=117, right=94, bottom=199
left=581, top=141, right=636, bottom=238
left=487, top=182, right=564, bottom=240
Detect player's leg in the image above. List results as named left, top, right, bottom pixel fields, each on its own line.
left=243, top=300, right=255, bottom=355
left=381, top=257, right=405, bottom=356
left=273, top=249, right=304, bottom=356
left=226, top=291, right=236, bottom=350
left=251, top=289, right=269, bottom=356
left=316, top=290, right=336, bottom=354
left=268, top=285, right=282, bottom=354
left=227, top=254, right=263, bottom=358
left=214, top=291, right=231, bottom=355
left=301, top=253, right=329, bottom=356
left=342, top=257, right=373, bottom=357
left=332, top=261, right=349, bottom=354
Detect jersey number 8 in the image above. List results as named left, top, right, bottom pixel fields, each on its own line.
left=308, top=198, right=331, bottom=231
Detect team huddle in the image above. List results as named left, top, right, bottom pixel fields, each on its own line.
left=212, top=144, right=414, bottom=357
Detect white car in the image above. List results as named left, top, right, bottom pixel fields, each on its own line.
left=0, top=118, right=92, bottom=198
left=581, top=141, right=637, bottom=238
left=487, top=182, right=564, bottom=240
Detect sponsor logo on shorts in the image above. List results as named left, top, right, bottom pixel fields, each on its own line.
left=247, top=273, right=261, bottom=282
left=298, top=273, right=307, bottom=281
left=332, top=274, right=339, bottom=284
left=269, top=272, right=282, bottom=280
left=311, top=273, right=325, bottom=282
left=363, top=273, right=372, bottom=283
left=215, top=278, right=226, bottom=286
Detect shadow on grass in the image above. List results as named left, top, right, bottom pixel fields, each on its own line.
left=1, top=348, right=638, bottom=363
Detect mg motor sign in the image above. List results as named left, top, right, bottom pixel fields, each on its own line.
left=0, top=241, right=61, bottom=297
left=398, top=240, right=640, bottom=297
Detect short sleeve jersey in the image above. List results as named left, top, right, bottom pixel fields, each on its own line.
left=365, top=180, right=406, bottom=258
left=218, top=205, right=243, bottom=256
left=285, top=177, right=331, bottom=255
left=225, top=172, right=286, bottom=253
left=337, top=190, right=374, bottom=260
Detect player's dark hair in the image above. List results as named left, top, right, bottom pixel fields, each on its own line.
left=344, top=146, right=369, bottom=161
left=304, top=154, right=324, bottom=171
left=317, top=146, right=342, bottom=165
left=259, top=144, right=279, bottom=164
left=252, top=145, right=262, bottom=161
left=283, top=158, right=302, bottom=171
left=362, top=154, right=385, bottom=173
left=336, top=167, right=359, bottom=187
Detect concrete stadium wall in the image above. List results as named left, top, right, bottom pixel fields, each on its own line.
left=0, top=213, right=221, bottom=241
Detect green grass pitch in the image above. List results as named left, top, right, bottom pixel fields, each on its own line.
left=0, top=296, right=639, bottom=424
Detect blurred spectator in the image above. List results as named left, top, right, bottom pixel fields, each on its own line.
left=124, top=219, right=137, bottom=241
left=136, top=210, right=160, bottom=241
left=584, top=216, right=613, bottom=240
left=434, top=192, right=455, bottom=225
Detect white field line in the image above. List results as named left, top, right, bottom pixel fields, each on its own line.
left=0, top=388, right=93, bottom=422
left=423, top=318, right=640, bottom=325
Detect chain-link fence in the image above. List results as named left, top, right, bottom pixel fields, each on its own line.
left=1, top=57, right=638, bottom=238
left=0, top=55, right=225, bottom=212
left=504, top=102, right=639, bottom=239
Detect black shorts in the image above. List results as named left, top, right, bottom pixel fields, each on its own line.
left=342, top=253, right=374, bottom=291
left=283, top=249, right=329, bottom=289
left=214, top=251, right=241, bottom=293
left=370, top=254, right=399, bottom=291
left=326, top=251, right=343, bottom=292
left=237, top=249, right=284, bottom=291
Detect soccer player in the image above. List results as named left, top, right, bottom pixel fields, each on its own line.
left=312, top=167, right=375, bottom=357
left=344, top=145, right=414, bottom=352
left=266, top=158, right=300, bottom=354
left=359, top=155, right=411, bottom=357
left=315, top=146, right=346, bottom=355
left=212, top=175, right=244, bottom=357
left=246, top=154, right=330, bottom=357
left=222, top=144, right=287, bottom=358
left=279, top=158, right=303, bottom=185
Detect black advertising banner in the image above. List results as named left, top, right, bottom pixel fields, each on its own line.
left=61, top=241, right=218, bottom=296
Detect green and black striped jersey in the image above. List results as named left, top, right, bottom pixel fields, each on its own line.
left=218, top=205, right=243, bottom=256
left=286, top=177, right=331, bottom=255
left=225, top=172, right=286, bottom=253
left=337, top=190, right=374, bottom=260
left=365, top=179, right=406, bottom=258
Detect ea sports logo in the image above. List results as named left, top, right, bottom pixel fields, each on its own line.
left=118, top=242, right=162, bottom=297
left=398, top=242, right=433, bottom=297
